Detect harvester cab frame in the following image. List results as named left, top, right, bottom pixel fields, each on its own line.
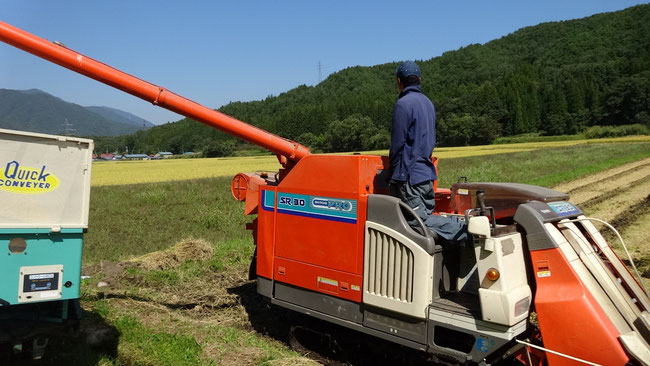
left=1, top=20, right=650, bottom=365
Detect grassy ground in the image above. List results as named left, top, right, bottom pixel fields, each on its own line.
left=435, top=140, right=650, bottom=187
left=87, top=178, right=250, bottom=262
left=25, top=141, right=649, bottom=365
left=85, top=141, right=650, bottom=263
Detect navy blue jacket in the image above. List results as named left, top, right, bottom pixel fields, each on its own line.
left=389, top=85, right=437, bottom=185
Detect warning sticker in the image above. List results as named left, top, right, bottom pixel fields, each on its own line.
left=39, top=290, right=59, bottom=298
left=537, top=271, right=551, bottom=278
left=317, top=276, right=338, bottom=286
left=317, top=276, right=339, bottom=294
left=457, top=189, right=469, bottom=195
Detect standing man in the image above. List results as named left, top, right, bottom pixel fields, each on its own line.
left=389, top=61, right=466, bottom=242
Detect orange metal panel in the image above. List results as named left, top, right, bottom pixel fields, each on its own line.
left=262, top=155, right=383, bottom=303
left=274, top=257, right=363, bottom=302
left=274, top=195, right=366, bottom=274
left=531, top=248, right=630, bottom=365
left=280, top=155, right=364, bottom=194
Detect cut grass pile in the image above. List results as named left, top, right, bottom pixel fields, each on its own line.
left=91, top=136, right=650, bottom=187
left=132, top=237, right=214, bottom=271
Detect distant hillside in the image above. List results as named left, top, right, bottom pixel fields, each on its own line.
left=0, top=89, right=151, bottom=136
left=85, top=106, right=155, bottom=129
left=94, top=4, right=650, bottom=154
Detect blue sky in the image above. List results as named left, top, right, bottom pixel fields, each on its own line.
left=1, top=1, right=647, bottom=125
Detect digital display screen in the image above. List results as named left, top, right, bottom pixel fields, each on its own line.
left=22, top=272, right=59, bottom=293
left=548, top=201, right=581, bottom=217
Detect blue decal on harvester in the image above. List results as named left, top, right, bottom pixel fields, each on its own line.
left=477, top=338, right=496, bottom=352
left=261, top=190, right=357, bottom=224
left=262, top=190, right=276, bottom=212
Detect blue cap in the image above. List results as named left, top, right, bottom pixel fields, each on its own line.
left=395, top=61, right=421, bottom=80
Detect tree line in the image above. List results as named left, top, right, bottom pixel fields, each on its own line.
left=93, top=4, right=650, bottom=156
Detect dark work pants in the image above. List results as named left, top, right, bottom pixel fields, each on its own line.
left=390, top=180, right=468, bottom=242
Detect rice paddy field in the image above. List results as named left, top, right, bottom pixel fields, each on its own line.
left=91, top=136, right=650, bottom=186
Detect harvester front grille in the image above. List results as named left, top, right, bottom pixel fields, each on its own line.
left=366, top=228, right=414, bottom=303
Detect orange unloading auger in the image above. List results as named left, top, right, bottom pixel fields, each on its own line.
left=0, top=20, right=310, bottom=168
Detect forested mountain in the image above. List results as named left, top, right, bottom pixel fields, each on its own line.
left=0, top=89, right=151, bottom=136
left=96, top=4, right=649, bottom=154
left=85, top=106, right=155, bottom=129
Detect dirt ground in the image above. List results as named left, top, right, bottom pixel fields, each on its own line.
left=51, top=159, right=650, bottom=365
left=553, top=157, right=650, bottom=285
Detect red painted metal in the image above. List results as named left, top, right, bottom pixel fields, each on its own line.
left=531, top=247, right=631, bottom=365
left=231, top=173, right=249, bottom=201
left=253, top=155, right=385, bottom=302
left=0, top=21, right=310, bottom=166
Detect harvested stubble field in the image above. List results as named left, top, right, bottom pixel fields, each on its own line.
left=20, top=140, right=650, bottom=366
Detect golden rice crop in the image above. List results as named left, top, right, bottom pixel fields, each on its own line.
left=92, top=155, right=281, bottom=186
left=91, top=136, right=650, bottom=187
left=365, top=136, right=650, bottom=158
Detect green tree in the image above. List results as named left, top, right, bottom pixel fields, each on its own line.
left=201, top=141, right=235, bottom=158
left=322, top=114, right=379, bottom=152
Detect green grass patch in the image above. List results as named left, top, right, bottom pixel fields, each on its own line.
left=142, top=269, right=181, bottom=286
left=208, top=238, right=254, bottom=271
left=584, top=124, right=649, bottom=139
left=92, top=299, right=111, bottom=318
left=436, top=142, right=650, bottom=188
left=86, top=178, right=252, bottom=263
left=493, top=133, right=586, bottom=144
left=493, top=126, right=649, bottom=144
left=525, top=152, right=650, bottom=187
left=113, top=315, right=204, bottom=366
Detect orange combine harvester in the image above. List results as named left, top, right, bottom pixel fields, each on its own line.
left=1, top=21, right=649, bottom=365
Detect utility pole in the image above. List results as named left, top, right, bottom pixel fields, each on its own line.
left=318, top=61, right=322, bottom=84
left=61, top=118, right=75, bottom=136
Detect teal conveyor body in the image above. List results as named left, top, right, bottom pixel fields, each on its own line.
left=0, top=228, right=83, bottom=306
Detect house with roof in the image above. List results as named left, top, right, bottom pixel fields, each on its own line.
left=155, top=151, right=173, bottom=158
left=124, top=154, right=149, bottom=160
